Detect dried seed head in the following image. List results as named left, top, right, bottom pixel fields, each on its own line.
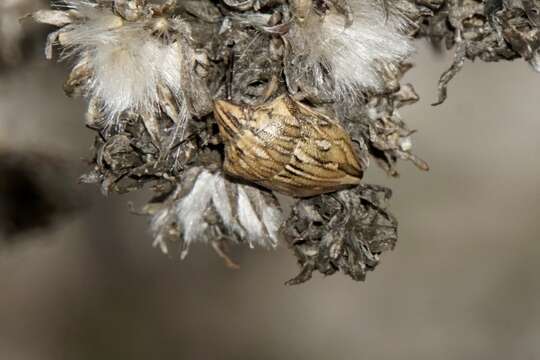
left=148, top=167, right=283, bottom=259
left=214, top=95, right=364, bottom=197
left=285, top=0, right=414, bottom=101
left=284, top=184, right=397, bottom=284
left=34, top=0, right=194, bottom=127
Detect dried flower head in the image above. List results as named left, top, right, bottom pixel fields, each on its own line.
left=284, top=0, right=415, bottom=102
left=146, top=167, right=282, bottom=260
left=284, top=184, right=397, bottom=284
left=418, top=0, right=540, bottom=104
left=33, top=0, right=203, bottom=129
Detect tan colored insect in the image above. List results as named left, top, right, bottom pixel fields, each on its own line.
left=213, top=95, right=364, bottom=197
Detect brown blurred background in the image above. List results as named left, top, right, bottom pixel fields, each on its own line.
left=1, top=20, right=540, bottom=359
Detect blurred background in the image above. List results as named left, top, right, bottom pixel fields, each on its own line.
left=1, top=5, right=540, bottom=359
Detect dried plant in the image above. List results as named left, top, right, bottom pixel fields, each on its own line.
left=146, top=166, right=282, bottom=261
left=27, top=0, right=539, bottom=284
left=417, top=0, right=540, bottom=104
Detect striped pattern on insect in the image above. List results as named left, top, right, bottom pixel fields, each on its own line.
left=213, top=95, right=364, bottom=197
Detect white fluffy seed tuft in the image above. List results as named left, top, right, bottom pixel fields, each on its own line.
left=150, top=168, right=282, bottom=258
left=56, top=1, right=188, bottom=122
left=287, top=0, right=414, bottom=99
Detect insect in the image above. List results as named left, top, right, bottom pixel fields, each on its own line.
left=213, top=95, right=364, bottom=197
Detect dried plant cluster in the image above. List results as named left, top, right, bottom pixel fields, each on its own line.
left=28, top=0, right=539, bottom=284
left=417, top=0, right=540, bottom=103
